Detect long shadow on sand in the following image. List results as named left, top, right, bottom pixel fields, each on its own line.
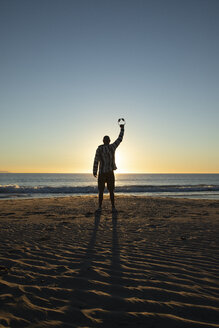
left=78, top=210, right=101, bottom=275
left=111, top=210, right=122, bottom=284
left=109, top=210, right=124, bottom=310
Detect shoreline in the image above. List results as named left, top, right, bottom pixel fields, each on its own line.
left=1, top=191, right=219, bottom=201
left=0, top=195, right=219, bottom=327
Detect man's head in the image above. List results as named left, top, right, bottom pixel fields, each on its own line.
left=103, top=135, right=110, bottom=145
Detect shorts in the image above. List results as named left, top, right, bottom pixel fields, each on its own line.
left=98, top=171, right=115, bottom=192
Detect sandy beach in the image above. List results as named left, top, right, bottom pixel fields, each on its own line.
left=0, top=195, right=218, bottom=327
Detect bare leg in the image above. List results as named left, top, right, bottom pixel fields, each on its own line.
left=98, top=191, right=103, bottom=208
left=110, top=190, right=115, bottom=208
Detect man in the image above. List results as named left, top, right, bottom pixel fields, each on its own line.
left=93, top=123, right=125, bottom=212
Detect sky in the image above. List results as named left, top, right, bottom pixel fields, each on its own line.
left=0, top=0, right=218, bottom=173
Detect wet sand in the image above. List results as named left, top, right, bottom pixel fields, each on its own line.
left=0, top=195, right=219, bottom=327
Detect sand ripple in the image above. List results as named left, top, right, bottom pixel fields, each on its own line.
left=0, top=196, right=219, bottom=327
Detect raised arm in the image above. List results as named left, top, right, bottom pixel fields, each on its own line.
left=93, top=147, right=100, bottom=177
left=111, top=125, right=124, bottom=150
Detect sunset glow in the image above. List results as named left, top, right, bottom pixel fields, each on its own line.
left=0, top=1, right=218, bottom=174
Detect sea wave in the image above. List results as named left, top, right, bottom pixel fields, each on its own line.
left=0, top=184, right=219, bottom=194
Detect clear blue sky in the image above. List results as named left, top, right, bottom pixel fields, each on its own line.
left=0, top=0, right=218, bottom=173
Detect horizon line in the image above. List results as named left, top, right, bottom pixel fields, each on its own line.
left=1, top=172, right=219, bottom=174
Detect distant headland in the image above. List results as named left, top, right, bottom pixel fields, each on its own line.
left=0, top=171, right=10, bottom=173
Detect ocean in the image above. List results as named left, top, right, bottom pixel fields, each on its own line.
left=0, top=173, right=219, bottom=200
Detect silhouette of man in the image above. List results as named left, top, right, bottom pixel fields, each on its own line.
left=93, top=124, right=125, bottom=212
